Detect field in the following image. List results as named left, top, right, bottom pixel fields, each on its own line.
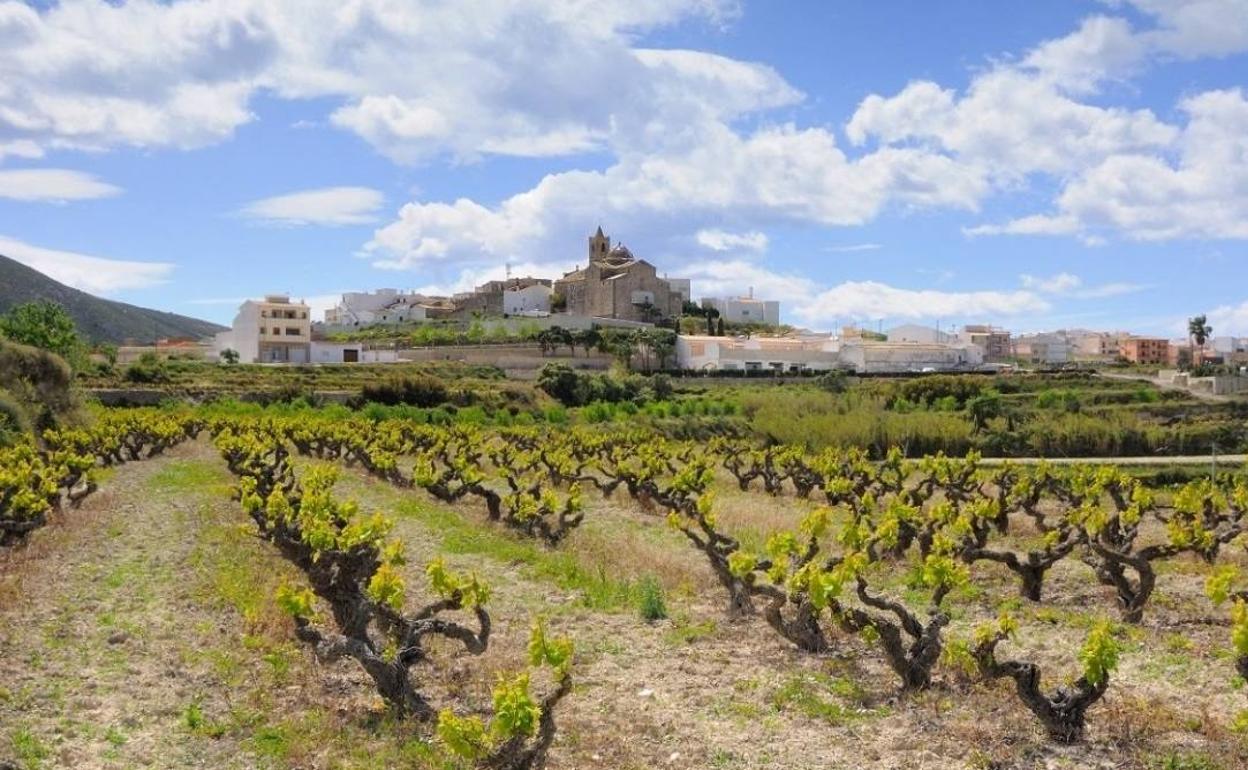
left=4, top=375, right=1248, bottom=770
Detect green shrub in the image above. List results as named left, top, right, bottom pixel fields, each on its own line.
left=636, top=576, right=668, bottom=621
left=359, top=374, right=450, bottom=407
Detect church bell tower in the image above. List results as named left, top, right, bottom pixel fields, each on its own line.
left=588, top=226, right=610, bottom=261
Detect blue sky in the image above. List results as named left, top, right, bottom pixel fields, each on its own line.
left=1, top=0, right=1246, bottom=337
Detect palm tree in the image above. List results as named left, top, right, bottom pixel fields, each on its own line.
left=1188, top=315, right=1212, bottom=368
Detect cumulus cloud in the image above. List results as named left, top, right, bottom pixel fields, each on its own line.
left=0, top=235, right=173, bottom=294
left=695, top=229, right=768, bottom=252
left=363, top=123, right=989, bottom=270
left=240, top=186, right=385, bottom=226
left=972, top=88, right=1248, bottom=241
left=677, top=259, right=1050, bottom=328
left=0, top=168, right=121, bottom=202
left=0, top=0, right=750, bottom=163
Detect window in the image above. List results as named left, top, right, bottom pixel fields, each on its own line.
left=286, top=327, right=300, bottom=336
left=271, top=327, right=280, bottom=335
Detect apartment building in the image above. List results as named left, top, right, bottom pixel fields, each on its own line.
left=215, top=295, right=311, bottom=363
left=1119, top=336, right=1169, bottom=365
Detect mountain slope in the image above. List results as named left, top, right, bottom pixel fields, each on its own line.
left=0, top=254, right=226, bottom=344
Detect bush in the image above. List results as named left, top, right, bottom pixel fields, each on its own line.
left=536, top=363, right=643, bottom=407
left=360, top=374, right=450, bottom=407
left=124, top=352, right=169, bottom=384
left=892, top=375, right=984, bottom=409
left=0, top=339, right=80, bottom=432
left=815, top=370, right=849, bottom=394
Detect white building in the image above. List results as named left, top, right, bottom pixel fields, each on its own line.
left=1013, top=332, right=1071, bottom=365
left=839, top=341, right=983, bottom=373
left=677, top=334, right=840, bottom=373
left=665, top=277, right=692, bottom=304
left=309, top=343, right=399, bottom=364
left=886, top=324, right=955, bottom=344
left=325, top=289, right=429, bottom=325
left=1212, top=336, right=1248, bottom=355
left=504, top=283, right=554, bottom=315
left=1066, top=329, right=1126, bottom=361
left=214, top=295, right=312, bottom=364
left=701, top=294, right=781, bottom=326
left=675, top=335, right=982, bottom=373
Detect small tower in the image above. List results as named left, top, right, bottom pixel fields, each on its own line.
left=588, top=226, right=610, bottom=260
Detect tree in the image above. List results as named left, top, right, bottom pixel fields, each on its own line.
left=573, top=327, right=601, bottom=357
left=220, top=348, right=240, bottom=365
left=1188, top=314, right=1212, bottom=368
left=704, top=307, right=720, bottom=336
left=0, top=301, right=84, bottom=367
left=715, top=317, right=725, bottom=337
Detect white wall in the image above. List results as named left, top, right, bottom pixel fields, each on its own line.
left=703, top=297, right=780, bottom=326
left=504, top=284, right=553, bottom=315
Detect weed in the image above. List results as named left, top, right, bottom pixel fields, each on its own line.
left=636, top=575, right=668, bottom=621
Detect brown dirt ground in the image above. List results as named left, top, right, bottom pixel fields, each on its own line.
left=2, top=441, right=1247, bottom=770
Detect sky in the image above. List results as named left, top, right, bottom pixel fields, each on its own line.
left=1, top=0, right=1247, bottom=337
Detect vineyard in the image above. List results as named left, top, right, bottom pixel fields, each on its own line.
left=3, top=406, right=1248, bottom=769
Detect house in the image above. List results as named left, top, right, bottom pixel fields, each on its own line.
left=1119, top=336, right=1169, bottom=364
left=702, top=292, right=781, bottom=326
left=325, top=289, right=430, bottom=325
left=1067, top=330, right=1127, bottom=361
left=1012, top=333, right=1071, bottom=365
left=957, top=324, right=1012, bottom=362
left=554, top=228, right=683, bottom=323
left=215, top=295, right=311, bottom=363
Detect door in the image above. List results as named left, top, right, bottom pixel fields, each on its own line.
left=343, top=348, right=359, bottom=363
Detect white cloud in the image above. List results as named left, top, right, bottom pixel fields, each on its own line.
left=241, top=186, right=384, bottom=226
left=1207, top=299, right=1248, bottom=335
left=695, top=228, right=767, bottom=252
left=0, top=168, right=121, bottom=202
left=679, top=259, right=1050, bottom=328
left=1021, top=272, right=1083, bottom=293
left=847, top=68, right=1177, bottom=181
left=973, top=88, right=1248, bottom=241
left=0, top=0, right=750, bottom=163
left=795, top=281, right=1049, bottom=326
left=363, top=123, right=989, bottom=270
left=1114, top=0, right=1248, bottom=59
left=0, top=235, right=173, bottom=294
left=824, top=243, right=883, bottom=253
left=1073, top=281, right=1148, bottom=299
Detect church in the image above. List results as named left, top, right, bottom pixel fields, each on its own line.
left=553, top=228, right=686, bottom=323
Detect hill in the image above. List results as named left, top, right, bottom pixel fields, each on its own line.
left=0, top=254, right=225, bottom=344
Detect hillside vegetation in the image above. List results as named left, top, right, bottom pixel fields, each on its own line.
left=0, top=255, right=224, bottom=344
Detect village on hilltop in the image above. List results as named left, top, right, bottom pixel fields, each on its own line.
left=123, top=227, right=1243, bottom=385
